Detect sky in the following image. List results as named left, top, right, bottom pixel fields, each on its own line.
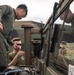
left=0, top=0, right=74, bottom=24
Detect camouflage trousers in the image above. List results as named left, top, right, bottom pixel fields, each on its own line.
left=0, top=32, right=9, bottom=71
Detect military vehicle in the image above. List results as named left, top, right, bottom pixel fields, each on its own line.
left=0, top=0, right=74, bottom=75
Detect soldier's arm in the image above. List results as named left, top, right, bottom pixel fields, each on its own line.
left=8, top=54, right=19, bottom=66
left=0, top=5, right=13, bottom=22
left=0, top=5, right=13, bottom=30
left=8, top=51, right=25, bottom=66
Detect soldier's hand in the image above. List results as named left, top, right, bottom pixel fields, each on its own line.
left=0, top=22, right=3, bottom=30
left=17, top=51, right=25, bottom=57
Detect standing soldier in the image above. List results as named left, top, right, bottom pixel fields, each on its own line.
left=0, top=4, right=28, bottom=71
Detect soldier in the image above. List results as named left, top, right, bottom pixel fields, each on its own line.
left=8, top=37, right=25, bottom=66
left=60, top=7, right=74, bottom=33
left=60, top=8, right=74, bottom=23
left=0, top=4, right=28, bottom=71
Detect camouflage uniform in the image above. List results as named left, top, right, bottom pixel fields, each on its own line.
left=0, top=5, right=16, bottom=71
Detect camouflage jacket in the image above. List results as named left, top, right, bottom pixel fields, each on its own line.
left=0, top=5, right=16, bottom=35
